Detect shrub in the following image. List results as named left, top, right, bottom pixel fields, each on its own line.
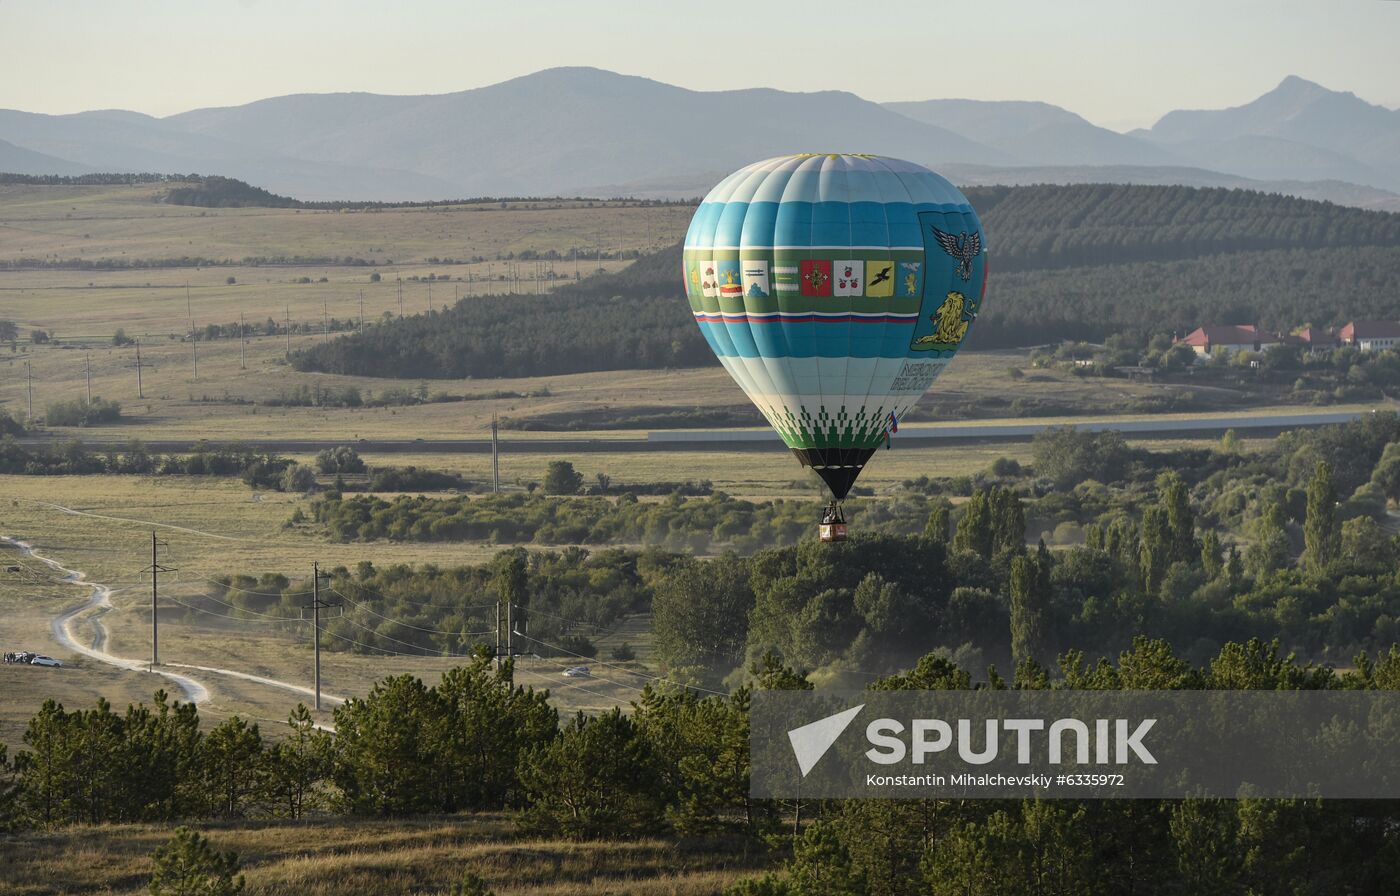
left=543, top=460, right=584, bottom=495
left=148, top=827, right=244, bottom=896
left=46, top=397, right=121, bottom=426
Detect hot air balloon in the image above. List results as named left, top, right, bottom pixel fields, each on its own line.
left=682, top=154, right=987, bottom=541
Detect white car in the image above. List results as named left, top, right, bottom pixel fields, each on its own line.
left=29, top=655, right=63, bottom=667
left=563, top=666, right=591, bottom=678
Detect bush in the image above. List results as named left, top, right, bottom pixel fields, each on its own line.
left=555, top=634, right=597, bottom=659
left=447, top=871, right=495, bottom=896
left=611, top=642, right=636, bottom=662
left=543, top=460, right=584, bottom=495
left=148, top=827, right=244, bottom=896
left=315, top=446, right=366, bottom=475
left=281, top=464, right=317, bottom=494
left=46, top=397, right=121, bottom=426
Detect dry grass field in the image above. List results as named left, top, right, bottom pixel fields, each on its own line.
left=0, top=815, right=772, bottom=895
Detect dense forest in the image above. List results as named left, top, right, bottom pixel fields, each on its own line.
left=292, top=183, right=1400, bottom=377
left=291, top=245, right=708, bottom=378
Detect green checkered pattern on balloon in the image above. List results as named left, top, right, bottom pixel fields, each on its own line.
left=773, top=403, right=891, bottom=450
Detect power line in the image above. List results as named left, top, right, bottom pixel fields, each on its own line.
left=303, top=561, right=339, bottom=710
left=510, top=603, right=628, bottom=637
left=331, top=589, right=495, bottom=636
left=323, top=578, right=497, bottom=611
left=159, top=593, right=404, bottom=657
left=512, top=632, right=726, bottom=697
left=192, top=574, right=314, bottom=598
left=143, top=532, right=175, bottom=671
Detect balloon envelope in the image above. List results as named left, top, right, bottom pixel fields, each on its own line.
left=682, top=154, right=988, bottom=499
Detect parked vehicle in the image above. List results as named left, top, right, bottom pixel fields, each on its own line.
left=28, top=654, right=62, bottom=667
left=563, top=666, right=591, bottom=678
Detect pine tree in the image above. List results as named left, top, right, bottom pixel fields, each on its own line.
left=148, top=827, right=244, bottom=896
left=199, top=717, right=263, bottom=819
left=263, top=704, right=332, bottom=819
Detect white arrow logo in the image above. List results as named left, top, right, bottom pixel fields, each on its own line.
left=787, top=704, right=865, bottom=777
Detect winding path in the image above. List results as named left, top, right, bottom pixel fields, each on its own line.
left=4, top=535, right=209, bottom=703
left=2, top=535, right=344, bottom=713
left=36, top=502, right=246, bottom=541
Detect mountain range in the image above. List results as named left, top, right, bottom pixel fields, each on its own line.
left=3, top=68, right=1399, bottom=208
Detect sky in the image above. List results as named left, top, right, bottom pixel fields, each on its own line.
left=2, top=0, right=1397, bottom=131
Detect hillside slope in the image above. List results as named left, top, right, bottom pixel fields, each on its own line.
left=292, top=182, right=1400, bottom=376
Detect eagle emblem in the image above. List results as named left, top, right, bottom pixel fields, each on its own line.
left=930, top=227, right=982, bottom=281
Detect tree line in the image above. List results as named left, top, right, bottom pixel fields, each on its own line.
left=6, top=643, right=1400, bottom=893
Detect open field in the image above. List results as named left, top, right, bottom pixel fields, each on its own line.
left=0, top=182, right=690, bottom=267
left=5, top=324, right=1391, bottom=446
left=0, top=815, right=770, bottom=896
left=0, top=476, right=664, bottom=747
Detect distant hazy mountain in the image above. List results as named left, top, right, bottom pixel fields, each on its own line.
left=0, top=137, right=91, bottom=175
left=885, top=99, right=1181, bottom=167
left=163, top=68, right=1007, bottom=197
left=1134, top=76, right=1400, bottom=192
left=1, top=68, right=1397, bottom=203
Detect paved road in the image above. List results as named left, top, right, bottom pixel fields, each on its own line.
left=17, top=409, right=1380, bottom=454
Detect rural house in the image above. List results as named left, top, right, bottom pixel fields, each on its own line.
left=1338, top=320, right=1400, bottom=352
left=1176, top=324, right=1283, bottom=359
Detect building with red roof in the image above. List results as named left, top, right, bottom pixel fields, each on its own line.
left=1338, top=320, right=1400, bottom=352
left=1176, top=325, right=1283, bottom=359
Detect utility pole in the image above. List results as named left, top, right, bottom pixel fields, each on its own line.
left=185, top=284, right=193, bottom=336
left=505, top=598, right=513, bottom=662
left=129, top=340, right=145, bottom=399
left=190, top=335, right=198, bottom=382
left=145, top=532, right=174, bottom=671
left=303, top=562, right=338, bottom=711
left=322, top=302, right=329, bottom=341
left=358, top=291, right=365, bottom=336
left=495, top=600, right=503, bottom=670
left=24, top=361, right=33, bottom=421
left=239, top=311, right=246, bottom=370
left=284, top=306, right=291, bottom=357
left=397, top=276, right=404, bottom=318
left=491, top=414, right=500, bottom=493
left=85, top=355, right=92, bottom=406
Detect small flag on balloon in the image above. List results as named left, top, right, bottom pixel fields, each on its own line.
left=800, top=260, right=832, bottom=297
left=865, top=260, right=894, bottom=297
left=885, top=411, right=898, bottom=449
left=834, top=259, right=862, bottom=297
